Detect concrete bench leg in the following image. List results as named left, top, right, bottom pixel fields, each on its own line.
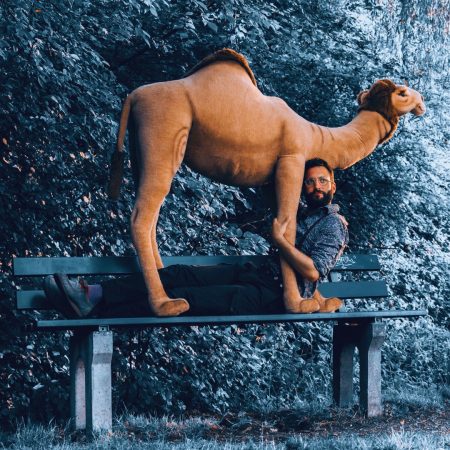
left=332, top=321, right=386, bottom=417
left=86, top=330, right=113, bottom=433
left=332, top=324, right=356, bottom=407
left=69, top=330, right=113, bottom=433
left=357, top=322, right=386, bottom=417
left=70, top=332, right=88, bottom=430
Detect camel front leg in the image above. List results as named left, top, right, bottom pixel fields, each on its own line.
left=313, top=289, right=343, bottom=313
left=275, top=155, right=320, bottom=313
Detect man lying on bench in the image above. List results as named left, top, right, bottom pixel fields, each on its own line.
left=43, top=158, right=348, bottom=318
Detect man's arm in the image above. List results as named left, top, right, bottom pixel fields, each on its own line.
left=272, top=218, right=320, bottom=282
left=272, top=215, right=348, bottom=282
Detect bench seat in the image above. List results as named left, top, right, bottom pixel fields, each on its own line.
left=32, top=310, right=425, bottom=331
left=13, top=254, right=427, bottom=433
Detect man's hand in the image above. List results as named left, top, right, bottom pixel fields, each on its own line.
left=272, top=217, right=290, bottom=246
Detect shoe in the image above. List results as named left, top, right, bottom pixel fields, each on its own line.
left=43, top=275, right=77, bottom=319
left=54, top=273, right=95, bottom=318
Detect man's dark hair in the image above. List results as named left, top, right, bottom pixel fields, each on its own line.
left=305, top=158, right=334, bottom=181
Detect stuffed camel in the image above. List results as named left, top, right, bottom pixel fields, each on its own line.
left=107, top=48, right=425, bottom=317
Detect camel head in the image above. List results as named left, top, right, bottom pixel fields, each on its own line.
left=357, top=79, right=426, bottom=144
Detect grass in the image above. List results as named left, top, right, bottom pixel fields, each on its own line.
left=284, top=431, right=450, bottom=450
left=1, top=423, right=449, bottom=450
left=2, top=385, right=448, bottom=449
left=384, top=384, right=450, bottom=410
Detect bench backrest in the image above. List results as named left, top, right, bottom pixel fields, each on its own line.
left=13, top=254, right=388, bottom=311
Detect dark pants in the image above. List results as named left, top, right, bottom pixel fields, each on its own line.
left=100, top=263, right=284, bottom=317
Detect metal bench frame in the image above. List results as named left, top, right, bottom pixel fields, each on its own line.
left=13, top=254, right=427, bottom=433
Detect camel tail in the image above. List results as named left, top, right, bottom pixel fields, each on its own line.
left=108, top=95, right=131, bottom=200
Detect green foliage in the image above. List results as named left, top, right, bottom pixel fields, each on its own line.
left=111, top=322, right=333, bottom=416
left=0, top=0, right=449, bottom=429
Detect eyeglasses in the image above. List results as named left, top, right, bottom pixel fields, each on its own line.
left=304, top=177, right=332, bottom=187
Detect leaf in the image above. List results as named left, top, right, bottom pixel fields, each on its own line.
left=206, top=21, right=218, bottom=32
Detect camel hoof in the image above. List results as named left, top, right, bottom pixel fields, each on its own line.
left=318, top=297, right=343, bottom=313
left=285, top=298, right=320, bottom=314
left=152, top=297, right=190, bottom=317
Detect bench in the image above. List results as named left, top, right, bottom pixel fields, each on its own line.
left=13, top=254, right=427, bottom=433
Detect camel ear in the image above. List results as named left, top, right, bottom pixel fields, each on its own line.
left=357, top=90, right=369, bottom=105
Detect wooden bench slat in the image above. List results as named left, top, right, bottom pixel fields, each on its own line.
left=318, top=281, right=388, bottom=298
left=13, top=254, right=380, bottom=276
left=17, top=291, right=48, bottom=309
left=14, top=256, right=141, bottom=276
left=16, top=281, right=388, bottom=310
left=34, top=309, right=428, bottom=330
left=333, top=254, right=380, bottom=271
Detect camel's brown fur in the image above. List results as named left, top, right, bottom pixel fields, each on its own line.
left=183, top=48, right=257, bottom=87
left=107, top=49, right=425, bottom=317
left=357, top=79, right=399, bottom=144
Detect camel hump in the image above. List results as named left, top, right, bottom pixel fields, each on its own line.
left=183, top=48, right=257, bottom=86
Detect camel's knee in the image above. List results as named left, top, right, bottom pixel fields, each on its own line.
left=135, top=178, right=171, bottom=204
left=131, top=206, right=145, bottom=228
left=130, top=207, right=139, bottom=225
left=130, top=203, right=152, bottom=231
left=131, top=198, right=164, bottom=232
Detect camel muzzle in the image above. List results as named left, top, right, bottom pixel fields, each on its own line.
left=413, top=103, right=426, bottom=116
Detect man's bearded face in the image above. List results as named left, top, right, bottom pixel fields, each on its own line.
left=303, top=166, right=336, bottom=209
left=305, top=187, right=333, bottom=209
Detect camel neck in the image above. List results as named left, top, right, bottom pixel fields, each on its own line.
left=301, top=111, right=391, bottom=169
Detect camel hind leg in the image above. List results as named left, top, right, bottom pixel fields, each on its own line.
left=152, top=206, right=164, bottom=269
left=128, top=115, right=164, bottom=269
left=131, top=124, right=190, bottom=316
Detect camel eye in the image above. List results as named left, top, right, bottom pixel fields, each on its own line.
left=398, top=91, right=407, bottom=97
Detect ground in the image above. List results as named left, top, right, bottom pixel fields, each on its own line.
left=2, top=399, right=448, bottom=449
